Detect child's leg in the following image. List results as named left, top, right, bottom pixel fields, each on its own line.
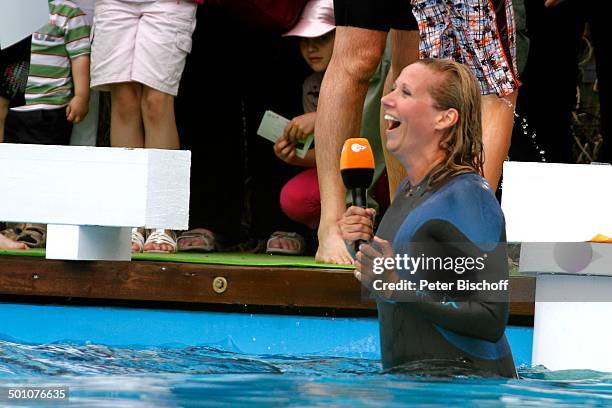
left=140, top=86, right=178, bottom=253
left=280, top=168, right=321, bottom=230
left=141, top=86, right=179, bottom=149
left=0, top=96, right=8, bottom=143
left=109, top=82, right=144, bottom=147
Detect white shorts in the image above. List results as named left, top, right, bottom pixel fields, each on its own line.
left=90, top=0, right=197, bottom=96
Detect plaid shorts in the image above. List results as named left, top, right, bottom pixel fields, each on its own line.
left=411, top=0, right=519, bottom=97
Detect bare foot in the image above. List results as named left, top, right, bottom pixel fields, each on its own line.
left=315, top=223, right=353, bottom=265
left=0, top=233, right=27, bottom=250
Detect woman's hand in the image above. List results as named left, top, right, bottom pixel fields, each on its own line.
left=283, top=112, right=316, bottom=143
left=339, top=206, right=375, bottom=245
left=355, top=236, right=400, bottom=301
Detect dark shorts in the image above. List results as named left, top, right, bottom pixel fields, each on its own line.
left=334, top=0, right=418, bottom=32
left=4, top=108, right=72, bottom=145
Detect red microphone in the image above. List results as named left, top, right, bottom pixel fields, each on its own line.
left=340, top=138, right=375, bottom=251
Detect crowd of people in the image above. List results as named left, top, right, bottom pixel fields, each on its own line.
left=0, top=0, right=608, bottom=259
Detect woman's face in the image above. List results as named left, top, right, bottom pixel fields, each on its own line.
left=381, top=63, right=446, bottom=159
left=299, top=31, right=335, bottom=73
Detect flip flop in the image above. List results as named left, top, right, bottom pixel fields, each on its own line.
left=177, top=228, right=217, bottom=252
left=266, top=231, right=305, bottom=255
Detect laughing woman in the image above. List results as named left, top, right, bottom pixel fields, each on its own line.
left=340, top=59, right=516, bottom=377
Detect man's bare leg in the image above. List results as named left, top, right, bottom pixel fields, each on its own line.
left=315, top=27, right=386, bottom=264
left=379, top=29, right=419, bottom=199
left=481, top=91, right=518, bottom=190
left=0, top=96, right=9, bottom=143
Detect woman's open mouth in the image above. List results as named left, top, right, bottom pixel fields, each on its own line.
left=384, top=114, right=401, bottom=131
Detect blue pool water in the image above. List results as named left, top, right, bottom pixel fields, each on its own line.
left=1, top=304, right=611, bottom=406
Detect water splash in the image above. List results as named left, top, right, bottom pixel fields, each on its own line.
left=501, top=97, right=547, bottom=163
left=517, top=114, right=547, bottom=163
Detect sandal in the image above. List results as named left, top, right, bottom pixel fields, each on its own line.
left=131, top=228, right=146, bottom=253
left=16, top=223, right=47, bottom=248
left=177, top=228, right=217, bottom=252
left=266, top=231, right=305, bottom=255
left=1, top=225, right=23, bottom=241
left=143, top=229, right=177, bottom=254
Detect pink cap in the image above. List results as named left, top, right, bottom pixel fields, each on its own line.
left=283, top=0, right=335, bottom=38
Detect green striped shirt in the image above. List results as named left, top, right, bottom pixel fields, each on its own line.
left=14, top=0, right=91, bottom=111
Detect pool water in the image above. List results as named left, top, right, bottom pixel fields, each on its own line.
left=2, top=340, right=612, bottom=407
left=1, top=304, right=610, bottom=406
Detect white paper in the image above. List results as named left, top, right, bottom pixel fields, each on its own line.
left=0, top=0, right=49, bottom=49
left=256, top=110, right=314, bottom=159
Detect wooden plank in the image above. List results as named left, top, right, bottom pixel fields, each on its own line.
left=0, top=256, right=534, bottom=320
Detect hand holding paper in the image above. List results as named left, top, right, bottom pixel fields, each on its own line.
left=257, top=110, right=314, bottom=159
left=283, top=112, right=316, bottom=143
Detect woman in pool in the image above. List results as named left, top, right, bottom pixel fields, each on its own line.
left=340, top=58, right=516, bottom=377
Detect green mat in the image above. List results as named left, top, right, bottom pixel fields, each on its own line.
left=0, top=248, right=353, bottom=269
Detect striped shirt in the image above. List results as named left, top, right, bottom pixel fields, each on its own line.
left=14, top=0, right=91, bottom=111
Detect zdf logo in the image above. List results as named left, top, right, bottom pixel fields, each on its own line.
left=351, top=143, right=367, bottom=153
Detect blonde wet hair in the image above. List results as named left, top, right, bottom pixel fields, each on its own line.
left=417, top=58, right=484, bottom=188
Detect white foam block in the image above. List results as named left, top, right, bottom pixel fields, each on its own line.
left=0, top=0, right=49, bottom=48
left=532, top=277, right=612, bottom=371
left=501, top=162, right=612, bottom=242
left=46, top=225, right=132, bottom=261
left=0, top=144, right=190, bottom=230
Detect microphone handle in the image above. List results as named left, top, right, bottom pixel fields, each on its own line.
left=351, top=187, right=368, bottom=252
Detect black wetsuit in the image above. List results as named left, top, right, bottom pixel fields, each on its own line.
left=375, top=172, right=517, bottom=378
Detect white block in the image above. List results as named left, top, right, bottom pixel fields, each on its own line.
left=532, top=276, right=612, bottom=371
left=0, top=144, right=190, bottom=230
left=46, top=225, right=132, bottom=261
left=502, top=162, right=612, bottom=242
left=0, top=0, right=48, bottom=48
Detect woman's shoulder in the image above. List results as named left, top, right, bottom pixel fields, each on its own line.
left=438, top=172, right=497, bottom=204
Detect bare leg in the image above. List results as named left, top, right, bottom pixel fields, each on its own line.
left=110, top=82, right=144, bottom=148
left=141, top=86, right=179, bottom=252
left=380, top=30, right=419, bottom=199
left=315, top=27, right=386, bottom=264
left=481, top=91, right=518, bottom=190
left=141, top=86, right=179, bottom=149
left=0, top=96, right=8, bottom=143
